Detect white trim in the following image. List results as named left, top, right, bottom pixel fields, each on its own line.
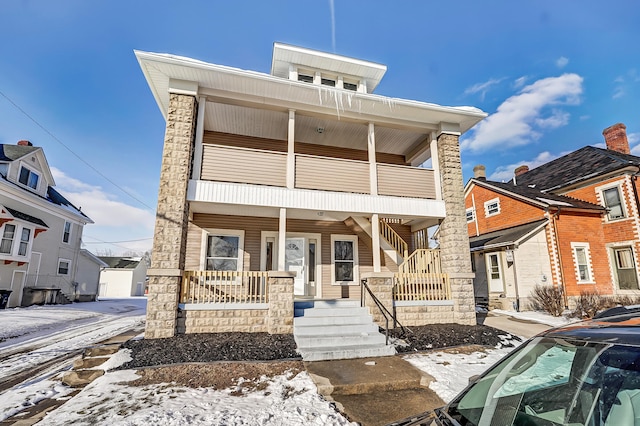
left=17, top=163, right=41, bottom=192
left=10, top=269, right=26, bottom=307
left=484, top=197, right=501, bottom=217
left=62, top=220, right=72, bottom=244
left=179, top=303, right=268, bottom=310
left=191, top=96, right=206, bottom=180
left=200, top=229, right=245, bottom=271
left=571, top=242, right=595, bottom=284
left=485, top=252, right=504, bottom=293
left=596, top=182, right=628, bottom=222
left=331, top=234, right=359, bottom=286
left=57, top=258, right=72, bottom=276
left=0, top=221, right=34, bottom=260
left=466, top=207, right=475, bottom=223
left=394, top=300, right=454, bottom=307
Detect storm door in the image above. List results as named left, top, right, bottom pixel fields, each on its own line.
left=285, top=238, right=306, bottom=295
left=486, top=253, right=504, bottom=293
left=613, top=247, right=639, bottom=290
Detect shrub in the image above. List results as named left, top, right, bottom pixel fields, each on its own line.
left=568, top=291, right=604, bottom=319
left=529, top=285, right=564, bottom=317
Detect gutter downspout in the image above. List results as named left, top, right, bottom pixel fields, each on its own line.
left=472, top=194, right=479, bottom=237
left=511, top=245, right=520, bottom=311
left=551, top=206, right=569, bottom=308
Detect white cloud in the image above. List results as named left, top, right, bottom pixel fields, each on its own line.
left=463, top=78, right=505, bottom=100
left=461, top=73, right=584, bottom=153
left=612, top=87, right=625, bottom=99
left=513, top=76, right=528, bottom=89
left=556, top=56, right=569, bottom=68
left=488, top=151, right=569, bottom=182
left=629, top=133, right=640, bottom=155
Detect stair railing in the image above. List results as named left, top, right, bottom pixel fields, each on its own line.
left=361, top=279, right=411, bottom=344
left=379, top=219, right=409, bottom=259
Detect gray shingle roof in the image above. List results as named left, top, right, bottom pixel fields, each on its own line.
left=4, top=206, right=48, bottom=228
left=469, top=219, right=548, bottom=250
left=0, top=144, right=38, bottom=162
left=98, top=257, right=141, bottom=269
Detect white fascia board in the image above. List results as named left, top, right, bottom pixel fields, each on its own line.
left=135, top=50, right=487, bottom=133
left=188, top=180, right=446, bottom=218
left=0, top=180, right=93, bottom=224
left=80, top=249, right=109, bottom=267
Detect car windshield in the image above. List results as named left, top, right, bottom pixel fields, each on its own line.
left=445, top=336, right=640, bottom=426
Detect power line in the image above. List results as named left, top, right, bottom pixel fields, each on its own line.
left=83, top=236, right=154, bottom=244
left=0, top=89, right=156, bottom=212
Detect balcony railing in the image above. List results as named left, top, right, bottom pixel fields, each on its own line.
left=200, top=143, right=437, bottom=199
left=181, top=270, right=270, bottom=304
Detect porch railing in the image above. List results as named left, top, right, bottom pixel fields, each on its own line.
left=181, top=271, right=270, bottom=304
left=394, top=249, right=451, bottom=301
left=379, top=219, right=409, bottom=259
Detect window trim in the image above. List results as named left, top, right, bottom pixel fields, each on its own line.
left=62, top=221, right=72, bottom=244
left=57, top=258, right=72, bottom=276
left=331, top=234, right=359, bottom=286
left=466, top=207, right=475, bottom=223
left=200, top=229, right=244, bottom=272
left=484, top=198, right=501, bottom=217
left=0, top=223, right=16, bottom=255
left=599, top=184, right=627, bottom=221
left=0, top=222, right=33, bottom=257
left=18, top=165, right=40, bottom=191
left=571, top=242, right=595, bottom=284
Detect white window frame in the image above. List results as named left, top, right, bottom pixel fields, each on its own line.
left=200, top=229, right=244, bottom=272
left=0, top=222, right=33, bottom=257
left=466, top=207, right=475, bottom=223
left=58, top=258, right=72, bottom=276
left=331, top=234, right=359, bottom=286
left=17, top=226, right=31, bottom=256
left=0, top=223, right=16, bottom=255
left=599, top=184, right=627, bottom=221
left=18, top=165, right=40, bottom=191
left=571, top=242, right=595, bottom=284
left=484, top=198, right=501, bottom=217
left=62, top=221, right=72, bottom=244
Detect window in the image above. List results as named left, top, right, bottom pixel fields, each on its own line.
left=18, top=228, right=30, bottom=256
left=0, top=224, right=15, bottom=254
left=62, top=221, right=71, bottom=243
left=331, top=235, right=358, bottom=284
left=58, top=259, right=71, bottom=275
left=343, top=81, right=358, bottom=91
left=298, top=74, right=313, bottom=83
left=466, top=208, right=475, bottom=223
left=484, top=198, right=500, bottom=217
left=321, top=77, right=336, bottom=87
left=572, top=243, right=593, bottom=283
left=18, top=166, right=39, bottom=190
left=603, top=186, right=625, bottom=220
left=204, top=232, right=243, bottom=271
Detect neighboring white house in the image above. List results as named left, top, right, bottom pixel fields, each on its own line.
left=0, top=140, right=98, bottom=307
left=98, top=257, right=148, bottom=297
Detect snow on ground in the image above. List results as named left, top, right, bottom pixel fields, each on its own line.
left=491, top=309, right=574, bottom=327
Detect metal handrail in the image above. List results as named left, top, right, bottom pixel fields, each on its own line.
left=361, top=279, right=410, bottom=344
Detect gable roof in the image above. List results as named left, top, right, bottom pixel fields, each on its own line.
left=98, top=257, right=142, bottom=269
left=469, top=219, right=548, bottom=251
left=515, top=146, right=640, bottom=192
left=469, top=178, right=605, bottom=212
left=0, top=144, right=39, bottom=162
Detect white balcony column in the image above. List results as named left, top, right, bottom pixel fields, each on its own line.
left=277, top=207, right=287, bottom=270
left=286, top=109, right=296, bottom=189
left=371, top=213, right=381, bottom=272
left=368, top=122, right=378, bottom=196
left=288, top=64, right=298, bottom=81
left=430, top=132, right=442, bottom=200
left=191, top=96, right=207, bottom=180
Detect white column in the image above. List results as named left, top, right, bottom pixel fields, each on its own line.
left=278, top=208, right=287, bottom=271
left=430, top=132, right=442, bottom=201
left=191, top=96, right=207, bottom=180
left=287, top=110, right=295, bottom=189
left=368, top=123, right=378, bottom=196
left=371, top=213, right=381, bottom=272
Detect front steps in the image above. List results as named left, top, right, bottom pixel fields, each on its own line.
left=294, top=300, right=396, bottom=361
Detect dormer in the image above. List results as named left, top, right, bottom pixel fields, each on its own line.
left=0, top=141, right=55, bottom=198
left=270, top=43, right=387, bottom=94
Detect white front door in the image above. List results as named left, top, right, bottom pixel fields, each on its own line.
left=285, top=238, right=305, bottom=295
left=486, top=253, right=504, bottom=293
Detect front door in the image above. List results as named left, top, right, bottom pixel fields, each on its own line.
left=10, top=271, right=25, bottom=307
left=613, top=247, right=639, bottom=290
left=486, top=253, right=504, bottom=293
left=285, top=238, right=306, bottom=295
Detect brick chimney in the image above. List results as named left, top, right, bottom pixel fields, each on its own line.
left=473, top=165, right=486, bottom=181
left=515, top=165, right=529, bottom=176
left=17, top=140, right=33, bottom=146
left=603, top=123, right=630, bottom=154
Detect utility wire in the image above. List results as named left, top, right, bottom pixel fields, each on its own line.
left=83, top=236, right=154, bottom=244
left=82, top=235, right=150, bottom=252
left=0, top=89, right=156, bottom=212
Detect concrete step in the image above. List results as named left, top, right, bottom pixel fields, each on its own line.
left=295, top=332, right=387, bottom=349
left=295, top=306, right=370, bottom=318
left=299, top=344, right=396, bottom=362
left=294, top=322, right=379, bottom=336
left=294, top=314, right=374, bottom=327
left=294, top=300, right=360, bottom=310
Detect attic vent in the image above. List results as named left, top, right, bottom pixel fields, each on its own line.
left=298, top=74, right=313, bottom=83
left=343, top=82, right=357, bottom=91
left=321, top=78, right=335, bottom=87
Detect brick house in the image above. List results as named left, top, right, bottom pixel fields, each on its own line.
left=136, top=43, right=486, bottom=359
left=467, top=123, right=640, bottom=310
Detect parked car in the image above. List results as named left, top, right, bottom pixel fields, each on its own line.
left=388, top=306, right=640, bottom=425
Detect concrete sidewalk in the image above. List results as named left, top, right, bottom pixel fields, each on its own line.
left=305, top=356, right=443, bottom=426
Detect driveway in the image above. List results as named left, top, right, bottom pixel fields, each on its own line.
left=483, top=312, right=553, bottom=339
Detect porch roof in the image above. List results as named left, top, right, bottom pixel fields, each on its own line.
left=469, top=219, right=548, bottom=252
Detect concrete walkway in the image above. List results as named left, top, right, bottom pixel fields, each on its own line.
left=482, top=312, right=553, bottom=339
left=305, top=356, right=443, bottom=426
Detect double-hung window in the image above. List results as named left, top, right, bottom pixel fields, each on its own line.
left=332, top=235, right=358, bottom=285
left=18, top=166, right=39, bottom=190
left=63, top=221, right=72, bottom=243
left=204, top=231, right=243, bottom=272
left=484, top=198, right=500, bottom=217
left=18, top=228, right=30, bottom=256
left=603, top=186, right=625, bottom=220
left=58, top=259, right=71, bottom=275
left=0, top=224, right=15, bottom=254
left=466, top=208, right=475, bottom=223
left=572, top=243, right=594, bottom=283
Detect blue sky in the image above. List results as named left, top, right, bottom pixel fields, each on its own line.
left=1, top=1, right=639, bottom=255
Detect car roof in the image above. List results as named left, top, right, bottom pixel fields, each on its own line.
left=541, top=310, right=640, bottom=346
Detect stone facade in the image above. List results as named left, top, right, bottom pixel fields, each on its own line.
left=362, top=273, right=394, bottom=326
left=267, top=273, right=295, bottom=334
left=437, top=132, right=476, bottom=325
left=395, top=304, right=456, bottom=326
left=145, top=93, right=197, bottom=339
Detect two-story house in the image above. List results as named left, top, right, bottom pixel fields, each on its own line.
left=466, top=123, right=640, bottom=311
left=0, top=140, right=100, bottom=307
left=137, top=43, right=486, bottom=359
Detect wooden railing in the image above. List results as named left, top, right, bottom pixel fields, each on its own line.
left=394, top=249, right=450, bottom=301
left=379, top=219, right=409, bottom=259
left=413, top=229, right=429, bottom=250
left=181, top=271, right=269, bottom=304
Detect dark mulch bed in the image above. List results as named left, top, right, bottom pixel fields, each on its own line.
left=119, top=323, right=519, bottom=369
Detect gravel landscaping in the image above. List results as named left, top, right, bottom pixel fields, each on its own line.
left=119, top=324, right=516, bottom=369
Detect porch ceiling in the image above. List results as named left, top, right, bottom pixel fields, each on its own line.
left=204, top=102, right=428, bottom=156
